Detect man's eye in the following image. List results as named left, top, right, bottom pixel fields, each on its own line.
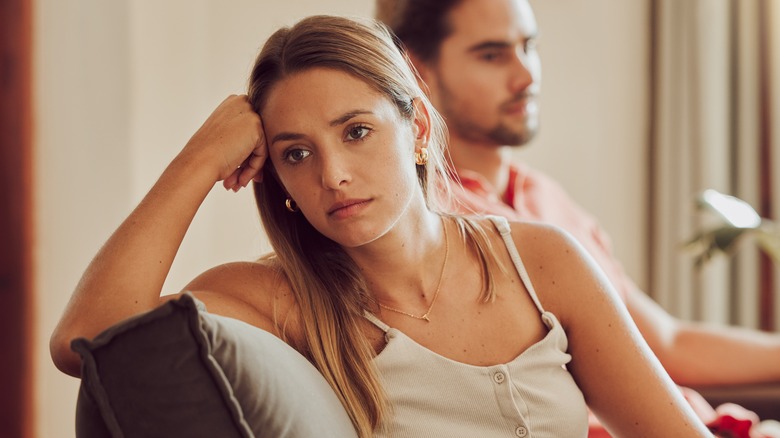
left=481, top=51, right=501, bottom=61
left=346, top=125, right=370, bottom=141
left=479, top=50, right=507, bottom=62
left=285, top=149, right=311, bottom=163
left=524, top=39, right=538, bottom=54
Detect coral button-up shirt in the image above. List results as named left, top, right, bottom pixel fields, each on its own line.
left=451, top=163, right=633, bottom=302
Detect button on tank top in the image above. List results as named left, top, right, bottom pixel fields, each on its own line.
left=365, top=216, right=589, bottom=437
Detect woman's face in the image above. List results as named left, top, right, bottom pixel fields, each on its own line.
left=262, top=67, right=426, bottom=248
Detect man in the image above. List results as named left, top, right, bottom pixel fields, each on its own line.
left=377, top=0, right=780, bottom=435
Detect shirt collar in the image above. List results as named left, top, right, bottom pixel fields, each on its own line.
left=455, top=163, right=529, bottom=209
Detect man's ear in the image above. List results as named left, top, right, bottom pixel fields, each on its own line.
left=407, top=52, right=437, bottom=94
left=411, top=97, right=432, bottom=150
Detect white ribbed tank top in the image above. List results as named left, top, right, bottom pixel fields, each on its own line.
left=365, top=216, right=589, bottom=437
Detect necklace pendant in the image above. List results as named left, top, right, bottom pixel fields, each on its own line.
left=375, top=217, right=448, bottom=324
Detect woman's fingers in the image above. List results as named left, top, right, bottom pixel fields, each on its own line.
left=180, top=93, right=268, bottom=192
left=224, top=133, right=267, bottom=191
left=238, top=149, right=266, bottom=186
left=222, top=169, right=240, bottom=191
left=184, top=95, right=266, bottom=184
left=224, top=150, right=267, bottom=192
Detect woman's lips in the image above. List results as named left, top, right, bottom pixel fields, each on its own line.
left=327, top=198, right=372, bottom=219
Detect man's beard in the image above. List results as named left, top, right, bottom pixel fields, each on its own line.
left=436, top=84, right=538, bottom=147
left=486, top=123, right=536, bottom=146
left=446, top=112, right=537, bottom=147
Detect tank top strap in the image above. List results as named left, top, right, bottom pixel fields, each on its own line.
left=362, top=310, right=391, bottom=333
left=487, top=215, right=547, bottom=315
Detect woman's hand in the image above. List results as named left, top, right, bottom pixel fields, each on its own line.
left=180, top=94, right=267, bottom=191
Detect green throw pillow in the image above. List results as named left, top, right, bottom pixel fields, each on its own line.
left=71, top=293, right=358, bottom=438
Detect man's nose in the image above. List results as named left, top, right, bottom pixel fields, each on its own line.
left=508, top=46, right=534, bottom=92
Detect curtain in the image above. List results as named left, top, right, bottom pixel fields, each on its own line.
left=649, top=0, right=778, bottom=330
left=0, top=0, right=34, bottom=436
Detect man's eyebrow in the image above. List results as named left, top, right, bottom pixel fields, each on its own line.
left=329, top=110, right=373, bottom=127
left=468, top=41, right=513, bottom=53
left=270, top=110, right=374, bottom=145
left=468, top=34, right=539, bottom=53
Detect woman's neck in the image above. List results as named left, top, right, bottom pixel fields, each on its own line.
left=346, top=210, right=446, bottom=306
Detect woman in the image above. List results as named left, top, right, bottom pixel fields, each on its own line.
left=51, top=15, right=710, bottom=437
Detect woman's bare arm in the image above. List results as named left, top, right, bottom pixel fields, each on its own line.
left=50, top=95, right=266, bottom=376
left=513, top=222, right=711, bottom=437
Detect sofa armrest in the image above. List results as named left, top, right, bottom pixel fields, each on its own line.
left=72, top=293, right=358, bottom=438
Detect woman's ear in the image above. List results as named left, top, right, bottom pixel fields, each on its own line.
left=411, top=98, right=432, bottom=152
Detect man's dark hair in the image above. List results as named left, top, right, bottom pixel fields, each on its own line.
left=375, top=0, right=464, bottom=62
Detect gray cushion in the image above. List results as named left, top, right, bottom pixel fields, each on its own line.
left=71, top=293, right=358, bottom=438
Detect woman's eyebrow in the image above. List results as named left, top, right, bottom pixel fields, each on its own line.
left=329, top=110, right=373, bottom=127
left=270, top=132, right=305, bottom=146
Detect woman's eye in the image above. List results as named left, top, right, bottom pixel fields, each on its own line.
left=284, top=149, right=311, bottom=163
left=346, top=125, right=371, bottom=141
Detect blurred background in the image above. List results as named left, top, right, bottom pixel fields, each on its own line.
left=1, top=0, right=778, bottom=436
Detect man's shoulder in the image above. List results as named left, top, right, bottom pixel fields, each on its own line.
left=508, top=161, right=583, bottom=209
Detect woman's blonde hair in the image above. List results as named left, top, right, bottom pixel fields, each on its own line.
left=247, top=15, right=500, bottom=436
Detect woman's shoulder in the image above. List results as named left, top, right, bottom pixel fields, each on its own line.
left=454, top=215, right=579, bottom=264
left=468, top=215, right=576, bottom=249
left=171, top=258, right=299, bottom=338
left=508, top=218, right=579, bottom=251
left=498, top=218, right=610, bottom=320
left=187, top=258, right=286, bottom=288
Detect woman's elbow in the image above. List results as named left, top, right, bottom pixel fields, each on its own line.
left=50, top=325, right=83, bottom=377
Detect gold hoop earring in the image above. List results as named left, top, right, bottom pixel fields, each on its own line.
left=414, top=147, right=429, bottom=166
left=285, top=198, right=298, bottom=213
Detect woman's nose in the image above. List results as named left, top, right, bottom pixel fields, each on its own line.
left=320, top=151, right=351, bottom=189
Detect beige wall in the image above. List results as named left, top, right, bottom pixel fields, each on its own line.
left=526, top=0, right=649, bottom=286
left=33, top=1, right=648, bottom=436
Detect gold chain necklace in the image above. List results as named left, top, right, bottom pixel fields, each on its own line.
left=378, top=218, right=449, bottom=322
